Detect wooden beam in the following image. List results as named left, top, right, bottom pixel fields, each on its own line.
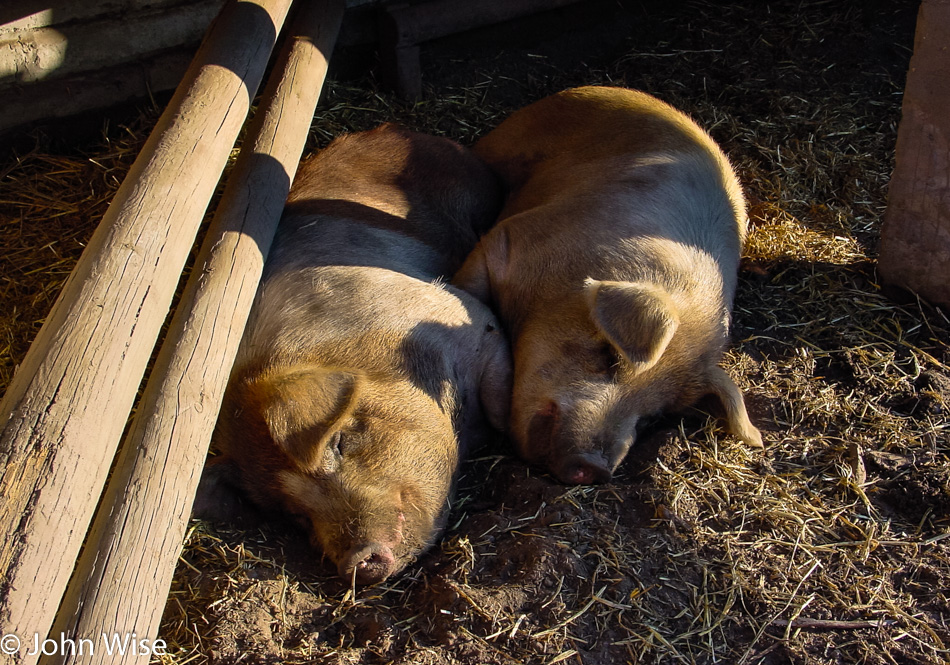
left=0, top=0, right=223, bottom=85
left=879, top=0, right=950, bottom=310
left=44, top=3, right=343, bottom=661
left=0, top=0, right=294, bottom=659
left=0, top=0, right=221, bottom=33
left=0, top=50, right=194, bottom=135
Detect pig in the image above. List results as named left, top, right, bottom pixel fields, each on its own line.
left=205, top=123, right=511, bottom=585
left=454, top=86, right=763, bottom=486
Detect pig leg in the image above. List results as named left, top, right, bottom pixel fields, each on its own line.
left=707, top=365, right=764, bottom=448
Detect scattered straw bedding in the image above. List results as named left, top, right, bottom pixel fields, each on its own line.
left=1, top=1, right=947, bottom=663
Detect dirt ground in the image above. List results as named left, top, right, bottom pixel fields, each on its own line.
left=1, top=0, right=948, bottom=664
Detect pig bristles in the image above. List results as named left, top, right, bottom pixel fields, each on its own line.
left=5, top=3, right=949, bottom=661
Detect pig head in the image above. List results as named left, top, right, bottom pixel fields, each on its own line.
left=455, top=86, right=762, bottom=485
left=207, top=124, right=510, bottom=585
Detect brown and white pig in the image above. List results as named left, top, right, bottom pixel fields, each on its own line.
left=205, top=123, right=511, bottom=585
left=454, top=86, right=762, bottom=486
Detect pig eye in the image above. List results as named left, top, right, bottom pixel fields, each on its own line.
left=327, top=431, right=346, bottom=458
left=593, top=342, right=620, bottom=375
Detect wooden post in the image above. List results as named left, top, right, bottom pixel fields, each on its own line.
left=0, top=0, right=293, bottom=659
left=44, top=2, right=343, bottom=660
left=879, top=0, right=950, bottom=310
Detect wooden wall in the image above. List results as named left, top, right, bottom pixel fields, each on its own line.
left=0, top=0, right=376, bottom=134
left=0, top=0, right=227, bottom=133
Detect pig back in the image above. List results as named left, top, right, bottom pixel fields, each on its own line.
left=278, top=123, right=503, bottom=279
left=238, top=124, right=505, bottom=368
left=474, top=86, right=746, bottom=244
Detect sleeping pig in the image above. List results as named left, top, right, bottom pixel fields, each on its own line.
left=454, top=86, right=762, bottom=485
left=205, top=123, right=510, bottom=585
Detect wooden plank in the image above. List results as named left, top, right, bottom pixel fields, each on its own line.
left=45, top=3, right=344, bottom=661
left=879, top=0, right=950, bottom=310
left=0, top=0, right=294, bottom=660
left=0, top=1, right=223, bottom=35
left=0, top=50, right=194, bottom=134
left=0, top=0, right=223, bottom=84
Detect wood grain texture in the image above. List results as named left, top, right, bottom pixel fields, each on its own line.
left=0, top=50, right=194, bottom=134
left=0, top=0, right=223, bottom=85
left=0, top=0, right=293, bottom=660
left=0, top=0, right=223, bottom=34
left=879, top=0, right=950, bottom=309
left=47, top=2, right=343, bottom=660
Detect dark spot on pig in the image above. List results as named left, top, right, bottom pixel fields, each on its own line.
left=192, top=458, right=256, bottom=524
left=398, top=323, right=454, bottom=407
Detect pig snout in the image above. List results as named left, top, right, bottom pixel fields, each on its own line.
left=333, top=508, right=409, bottom=585
left=339, top=542, right=397, bottom=585
left=553, top=452, right=613, bottom=485
left=527, top=401, right=615, bottom=484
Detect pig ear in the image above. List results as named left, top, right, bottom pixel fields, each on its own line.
left=478, top=325, right=513, bottom=433
left=705, top=365, right=764, bottom=448
left=584, top=279, right=680, bottom=374
left=453, top=228, right=509, bottom=305
left=259, top=366, right=362, bottom=470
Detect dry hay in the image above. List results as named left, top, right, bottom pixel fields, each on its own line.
left=1, top=1, right=948, bottom=664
